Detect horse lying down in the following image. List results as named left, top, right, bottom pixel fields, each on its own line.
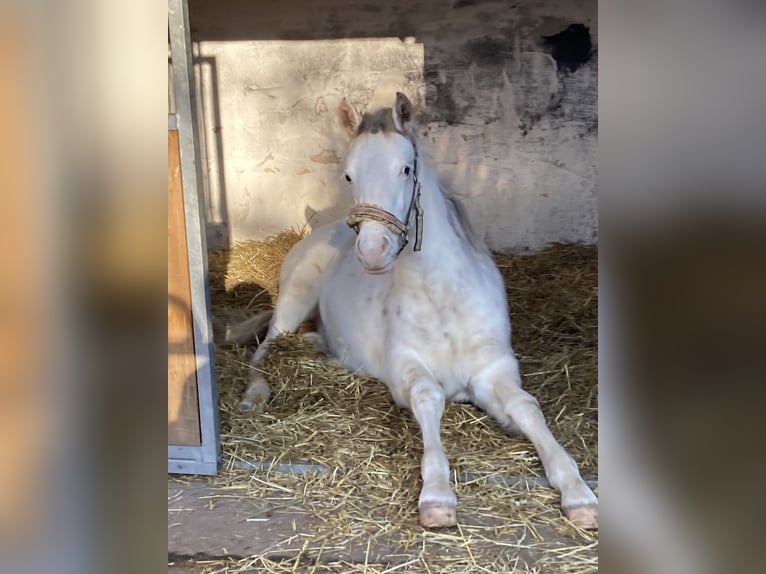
left=236, top=93, right=598, bottom=530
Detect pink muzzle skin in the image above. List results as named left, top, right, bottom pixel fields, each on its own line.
left=354, top=221, right=396, bottom=274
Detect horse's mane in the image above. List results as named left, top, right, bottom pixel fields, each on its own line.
left=356, top=108, right=396, bottom=135
left=441, top=185, right=490, bottom=255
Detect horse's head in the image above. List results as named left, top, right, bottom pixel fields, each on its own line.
left=339, top=92, right=422, bottom=275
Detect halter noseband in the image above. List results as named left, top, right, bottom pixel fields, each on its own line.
left=345, top=139, right=424, bottom=254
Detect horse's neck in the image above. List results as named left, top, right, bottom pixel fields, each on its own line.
left=403, top=164, right=466, bottom=267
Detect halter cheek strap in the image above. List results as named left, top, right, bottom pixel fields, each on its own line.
left=345, top=141, right=424, bottom=254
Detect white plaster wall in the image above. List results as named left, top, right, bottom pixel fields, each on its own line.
left=190, top=0, right=597, bottom=252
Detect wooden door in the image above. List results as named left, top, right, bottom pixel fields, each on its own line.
left=168, top=129, right=202, bottom=446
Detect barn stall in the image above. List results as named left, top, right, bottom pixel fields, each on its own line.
left=168, top=0, right=598, bottom=571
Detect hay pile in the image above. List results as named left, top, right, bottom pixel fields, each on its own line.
left=188, top=232, right=598, bottom=573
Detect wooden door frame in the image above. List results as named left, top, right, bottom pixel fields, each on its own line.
left=168, top=0, right=219, bottom=475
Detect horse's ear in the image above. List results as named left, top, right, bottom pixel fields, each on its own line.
left=338, top=98, right=362, bottom=138
left=392, top=92, right=415, bottom=134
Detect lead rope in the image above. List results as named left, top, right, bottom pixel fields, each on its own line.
left=405, top=146, right=424, bottom=252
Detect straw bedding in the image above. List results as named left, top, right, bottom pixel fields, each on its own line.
left=178, top=230, right=598, bottom=573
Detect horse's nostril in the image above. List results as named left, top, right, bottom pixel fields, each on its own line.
left=380, top=235, right=390, bottom=253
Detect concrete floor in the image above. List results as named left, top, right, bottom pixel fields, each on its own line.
left=168, top=479, right=330, bottom=560
left=168, top=476, right=597, bottom=572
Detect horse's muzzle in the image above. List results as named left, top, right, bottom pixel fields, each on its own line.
left=352, top=220, right=398, bottom=274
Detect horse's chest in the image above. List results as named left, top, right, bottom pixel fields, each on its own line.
left=396, top=291, right=464, bottom=333
left=320, top=249, right=508, bottom=386
left=387, top=279, right=494, bottom=361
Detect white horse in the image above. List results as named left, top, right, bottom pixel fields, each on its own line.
left=237, top=93, right=598, bottom=529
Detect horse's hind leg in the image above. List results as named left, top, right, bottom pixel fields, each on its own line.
left=237, top=292, right=317, bottom=412
left=238, top=222, right=352, bottom=412
left=471, top=355, right=598, bottom=529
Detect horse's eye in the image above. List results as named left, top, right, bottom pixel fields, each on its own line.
left=403, top=166, right=411, bottom=176
left=344, top=174, right=352, bottom=183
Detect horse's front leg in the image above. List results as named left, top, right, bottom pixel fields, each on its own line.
left=471, top=355, right=598, bottom=529
left=404, top=375, right=457, bottom=528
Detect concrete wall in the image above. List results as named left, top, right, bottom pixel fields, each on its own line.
left=188, top=0, right=597, bottom=252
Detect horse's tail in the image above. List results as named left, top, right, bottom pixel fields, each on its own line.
left=225, top=310, right=273, bottom=345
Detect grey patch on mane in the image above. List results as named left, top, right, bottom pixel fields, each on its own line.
left=356, top=108, right=396, bottom=135
left=443, top=190, right=489, bottom=254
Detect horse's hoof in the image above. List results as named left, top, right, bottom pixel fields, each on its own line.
left=563, top=503, right=598, bottom=529
left=238, top=379, right=270, bottom=413
left=419, top=503, right=457, bottom=528
left=236, top=400, right=264, bottom=413
left=236, top=400, right=252, bottom=412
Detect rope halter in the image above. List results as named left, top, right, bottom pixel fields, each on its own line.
left=345, top=140, right=424, bottom=255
